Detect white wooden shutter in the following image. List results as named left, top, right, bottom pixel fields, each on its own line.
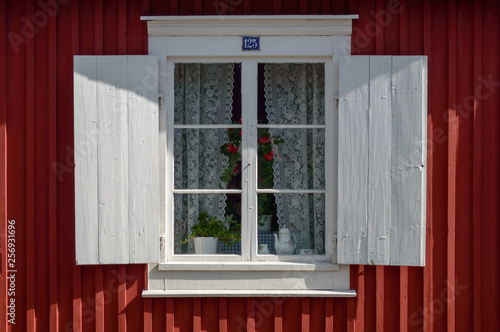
left=74, top=55, right=160, bottom=265
left=337, top=56, right=427, bottom=266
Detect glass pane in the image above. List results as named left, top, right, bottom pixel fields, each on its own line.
left=257, top=128, right=325, bottom=190
left=174, top=63, right=241, bottom=125
left=174, top=128, right=242, bottom=190
left=174, top=193, right=241, bottom=255
left=258, top=63, right=325, bottom=125
left=258, top=193, right=325, bottom=255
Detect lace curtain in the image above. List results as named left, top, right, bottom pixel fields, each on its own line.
left=264, top=63, right=326, bottom=254
left=173, top=63, right=235, bottom=254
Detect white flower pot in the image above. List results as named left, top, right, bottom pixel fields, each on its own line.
left=258, top=215, right=272, bottom=233
left=193, top=237, right=218, bottom=254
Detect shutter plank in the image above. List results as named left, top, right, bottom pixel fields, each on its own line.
left=74, top=57, right=99, bottom=264
left=390, top=56, right=426, bottom=266
left=338, top=55, right=426, bottom=266
left=337, top=56, right=369, bottom=264
left=127, top=56, right=159, bottom=264
left=97, top=56, right=129, bottom=264
left=368, top=56, right=392, bottom=265
left=74, top=55, right=159, bottom=265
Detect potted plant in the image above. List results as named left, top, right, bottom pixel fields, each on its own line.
left=182, top=211, right=241, bottom=254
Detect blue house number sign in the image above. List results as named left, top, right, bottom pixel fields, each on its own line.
left=242, top=36, right=260, bottom=51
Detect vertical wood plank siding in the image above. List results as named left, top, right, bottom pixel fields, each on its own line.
left=0, top=0, right=499, bottom=331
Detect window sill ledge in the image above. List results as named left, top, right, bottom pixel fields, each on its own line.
left=142, top=289, right=356, bottom=298
left=158, top=261, right=340, bottom=272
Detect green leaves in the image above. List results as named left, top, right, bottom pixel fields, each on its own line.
left=182, top=212, right=241, bottom=247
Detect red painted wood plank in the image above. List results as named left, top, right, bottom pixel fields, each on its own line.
left=301, top=298, right=310, bottom=331
left=333, top=298, right=347, bottom=332
left=48, top=6, right=60, bottom=331
left=142, top=0, right=150, bottom=52
left=374, top=0, right=384, bottom=54
left=375, top=266, right=384, bottom=332
left=193, top=298, right=202, bottom=332
left=118, top=266, right=127, bottom=331
left=170, top=0, right=178, bottom=15
left=194, top=0, right=202, bottom=14
left=175, top=298, right=193, bottom=330
left=472, top=0, right=483, bottom=331
left=399, top=0, right=408, bottom=55
left=0, top=0, right=7, bottom=330
left=325, top=298, right=333, bottom=332
left=247, top=297, right=256, bottom=332
left=244, top=0, right=251, bottom=14
left=422, top=0, right=434, bottom=331
left=274, top=298, right=283, bottom=332
left=481, top=3, right=500, bottom=330
left=72, top=267, right=82, bottom=332
left=219, top=297, right=228, bottom=332
left=166, top=298, right=174, bottom=332
left=400, top=266, right=408, bottom=331
left=152, top=298, right=166, bottom=331
left=273, top=0, right=281, bottom=14
left=6, top=3, right=28, bottom=327
left=144, top=298, right=153, bottom=332
left=300, top=0, right=307, bottom=14
left=201, top=298, right=219, bottom=331
left=56, top=3, right=76, bottom=329
left=447, top=0, right=457, bottom=330
left=25, top=0, right=36, bottom=330
left=347, top=267, right=356, bottom=332
left=118, top=0, right=127, bottom=54
left=321, top=0, right=329, bottom=14
left=122, top=266, right=144, bottom=330
left=95, top=266, right=105, bottom=331
left=283, top=298, right=301, bottom=332
left=309, top=298, right=324, bottom=332
left=71, top=2, right=82, bottom=331
left=95, top=0, right=103, bottom=55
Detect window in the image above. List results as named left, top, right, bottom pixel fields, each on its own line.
left=170, top=61, right=331, bottom=262
left=74, top=16, right=427, bottom=297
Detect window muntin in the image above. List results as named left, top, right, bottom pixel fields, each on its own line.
left=169, top=59, right=331, bottom=262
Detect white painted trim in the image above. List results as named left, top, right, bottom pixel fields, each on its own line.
left=143, top=289, right=357, bottom=298
left=158, top=262, right=339, bottom=271
left=145, top=18, right=355, bottom=294
left=142, top=15, right=358, bottom=37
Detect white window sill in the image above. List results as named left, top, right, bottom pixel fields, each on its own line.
left=142, top=289, right=357, bottom=298
left=146, top=263, right=351, bottom=295
left=158, top=261, right=340, bottom=272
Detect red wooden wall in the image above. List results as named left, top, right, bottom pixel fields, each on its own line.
left=0, top=0, right=499, bottom=331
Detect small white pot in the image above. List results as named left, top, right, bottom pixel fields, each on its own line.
left=258, top=215, right=272, bottom=233
left=193, top=237, right=218, bottom=254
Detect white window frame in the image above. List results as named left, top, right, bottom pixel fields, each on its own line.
left=142, top=15, right=357, bottom=297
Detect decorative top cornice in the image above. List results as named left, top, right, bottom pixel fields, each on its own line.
left=141, top=15, right=358, bottom=37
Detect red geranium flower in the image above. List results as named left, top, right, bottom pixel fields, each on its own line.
left=263, top=151, right=274, bottom=161
left=258, top=136, right=271, bottom=144
left=227, top=144, right=238, bottom=154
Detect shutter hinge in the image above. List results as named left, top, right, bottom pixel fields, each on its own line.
left=334, top=97, right=339, bottom=111
left=158, top=93, right=164, bottom=107
left=332, top=234, right=338, bottom=249
left=160, top=236, right=165, bottom=251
